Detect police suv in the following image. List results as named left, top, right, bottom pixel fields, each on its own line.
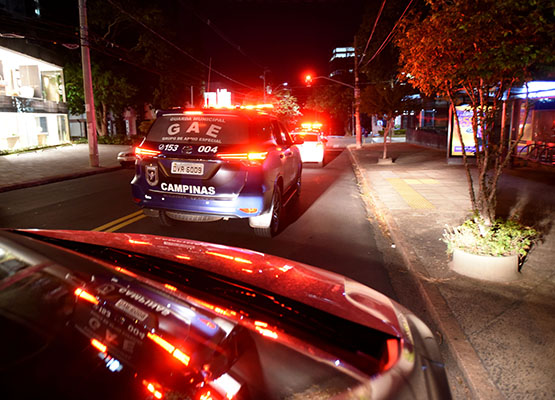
left=131, top=108, right=303, bottom=237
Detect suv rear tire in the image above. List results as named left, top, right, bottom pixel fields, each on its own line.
left=252, top=187, right=282, bottom=238
left=159, top=210, right=175, bottom=227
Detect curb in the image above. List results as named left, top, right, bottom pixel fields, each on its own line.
left=0, top=166, right=124, bottom=193
left=347, top=146, right=504, bottom=400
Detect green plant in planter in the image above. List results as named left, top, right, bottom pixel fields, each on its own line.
left=442, top=216, right=538, bottom=258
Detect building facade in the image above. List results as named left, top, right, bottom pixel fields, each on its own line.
left=0, top=45, right=69, bottom=151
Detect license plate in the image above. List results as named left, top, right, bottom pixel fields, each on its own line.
left=115, top=299, right=149, bottom=322
left=171, top=162, right=204, bottom=175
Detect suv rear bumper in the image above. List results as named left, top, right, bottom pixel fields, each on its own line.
left=132, top=183, right=271, bottom=219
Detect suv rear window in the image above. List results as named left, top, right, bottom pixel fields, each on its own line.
left=147, top=114, right=253, bottom=145
left=294, top=133, right=319, bottom=141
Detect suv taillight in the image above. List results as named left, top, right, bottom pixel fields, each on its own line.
left=135, top=146, right=161, bottom=158
left=217, top=152, right=268, bottom=165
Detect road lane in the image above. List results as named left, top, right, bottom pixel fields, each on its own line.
left=119, top=151, right=398, bottom=298
left=0, top=151, right=398, bottom=299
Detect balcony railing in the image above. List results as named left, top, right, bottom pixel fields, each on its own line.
left=0, top=95, right=68, bottom=114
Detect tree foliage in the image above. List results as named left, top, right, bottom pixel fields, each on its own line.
left=272, top=89, right=302, bottom=129
left=63, top=61, right=137, bottom=136
left=397, top=0, right=554, bottom=224
left=360, top=82, right=419, bottom=158
left=305, top=85, right=353, bottom=134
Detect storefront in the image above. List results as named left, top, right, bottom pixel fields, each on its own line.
left=0, top=46, right=69, bottom=151
left=509, top=81, right=555, bottom=145
left=446, top=81, right=555, bottom=161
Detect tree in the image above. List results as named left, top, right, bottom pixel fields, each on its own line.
left=355, top=0, right=420, bottom=153
left=360, top=82, right=419, bottom=159
left=88, top=0, right=202, bottom=109
left=272, top=89, right=302, bottom=129
left=305, top=85, right=353, bottom=135
left=397, top=0, right=554, bottom=225
left=64, top=62, right=137, bottom=136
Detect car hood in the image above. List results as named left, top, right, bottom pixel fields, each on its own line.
left=18, top=229, right=404, bottom=338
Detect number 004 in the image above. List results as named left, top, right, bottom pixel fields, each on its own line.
left=198, top=146, right=218, bottom=153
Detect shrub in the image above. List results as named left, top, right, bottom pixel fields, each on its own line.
left=97, top=135, right=133, bottom=145
left=442, top=216, right=538, bottom=257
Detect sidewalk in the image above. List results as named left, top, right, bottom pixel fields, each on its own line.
left=348, top=143, right=555, bottom=400
left=0, top=144, right=128, bottom=192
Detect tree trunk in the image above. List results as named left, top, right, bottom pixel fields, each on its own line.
left=447, top=91, right=477, bottom=213
left=99, top=102, right=108, bottom=136
left=382, top=124, right=388, bottom=159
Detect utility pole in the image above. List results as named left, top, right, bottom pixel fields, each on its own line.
left=78, top=0, right=99, bottom=167
left=207, top=57, right=212, bottom=92
left=354, top=36, right=362, bottom=148
left=260, top=69, right=268, bottom=103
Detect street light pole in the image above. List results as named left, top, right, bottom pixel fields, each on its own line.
left=308, top=71, right=361, bottom=148
left=78, top=0, right=99, bottom=167
left=354, top=36, right=362, bottom=149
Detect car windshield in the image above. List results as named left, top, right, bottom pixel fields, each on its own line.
left=0, top=231, right=393, bottom=400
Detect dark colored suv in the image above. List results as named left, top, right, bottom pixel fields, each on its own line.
left=131, top=108, right=303, bottom=237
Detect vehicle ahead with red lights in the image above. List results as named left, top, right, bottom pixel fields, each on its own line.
left=0, top=229, right=451, bottom=400
left=131, top=108, right=303, bottom=237
left=291, top=131, right=328, bottom=167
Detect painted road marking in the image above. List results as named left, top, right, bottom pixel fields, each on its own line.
left=93, top=210, right=146, bottom=232
left=402, top=178, right=440, bottom=185
left=387, top=178, right=435, bottom=209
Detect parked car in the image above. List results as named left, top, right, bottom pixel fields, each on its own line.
left=0, top=229, right=452, bottom=400
left=131, top=108, right=303, bottom=237
left=117, top=147, right=136, bottom=167
left=291, top=131, right=327, bottom=167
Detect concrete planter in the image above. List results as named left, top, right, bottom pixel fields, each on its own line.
left=6, top=136, right=19, bottom=149
left=450, top=248, right=520, bottom=282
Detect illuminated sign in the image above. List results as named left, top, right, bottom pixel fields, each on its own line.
left=449, top=106, right=482, bottom=157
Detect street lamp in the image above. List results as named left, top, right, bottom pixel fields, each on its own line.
left=268, top=82, right=288, bottom=95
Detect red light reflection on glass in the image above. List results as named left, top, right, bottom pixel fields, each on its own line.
left=194, top=299, right=237, bottom=317
left=199, top=390, right=214, bottom=400
left=254, top=321, right=278, bottom=339
left=142, top=380, right=164, bottom=399
left=173, top=348, right=191, bottom=366
left=114, top=267, right=138, bottom=278
left=75, top=288, right=99, bottom=305
left=147, top=332, right=175, bottom=353
left=199, top=318, right=217, bottom=330
left=147, top=332, right=190, bottom=366
left=91, top=338, right=107, bottom=353
left=255, top=327, right=278, bottom=339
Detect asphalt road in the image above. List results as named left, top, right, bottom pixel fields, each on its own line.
left=0, top=149, right=399, bottom=300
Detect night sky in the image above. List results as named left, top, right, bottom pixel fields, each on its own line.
left=2, top=0, right=367, bottom=99
left=193, top=0, right=366, bottom=90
